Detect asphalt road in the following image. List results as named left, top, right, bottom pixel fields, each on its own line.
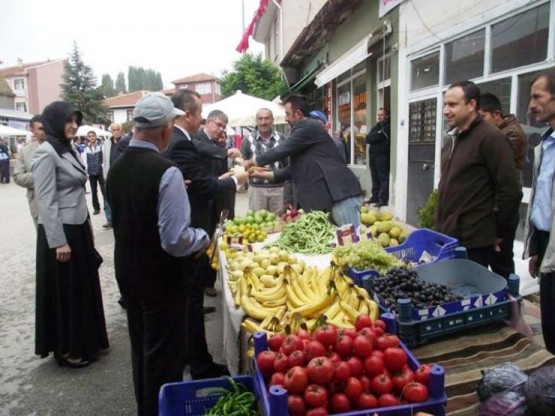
left=0, top=180, right=230, bottom=416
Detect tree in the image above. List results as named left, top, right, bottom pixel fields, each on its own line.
left=128, top=66, right=163, bottom=92
left=100, top=74, right=116, bottom=98
left=61, top=42, right=109, bottom=125
left=220, top=53, right=287, bottom=100
left=115, top=72, right=127, bottom=94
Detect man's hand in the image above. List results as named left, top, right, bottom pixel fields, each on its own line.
left=234, top=170, right=249, bottom=186
left=218, top=171, right=233, bottom=180
left=227, top=148, right=242, bottom=159
left=529, top=255, right=540, bottom=278
left=183, top=179, right=191, bottom=188
left=242, top=159, right=254, bottom=169
left=56, top=244, right=71, bottom=262
left=493, top=238, right=502, bottom=252
left=194, top=240, right=211, bottom=259
left=249, top=166, right=273, bottom=180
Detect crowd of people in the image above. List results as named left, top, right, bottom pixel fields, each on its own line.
left=4, top=67, right=555, bottom=415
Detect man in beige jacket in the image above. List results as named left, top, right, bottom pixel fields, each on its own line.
left=13, top=115, right=46, bottom=226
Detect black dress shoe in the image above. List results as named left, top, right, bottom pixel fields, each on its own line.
left=203, top=306, right=216, bottom=314
left=55, top=354, right=90, bottom=368
left=191, top=362, right=230, bottom=380
left=102, top=222, right=113, bottom=229
left=118, top=297, right=127, bottom=309
left=93, top=209, right=100, bottom=215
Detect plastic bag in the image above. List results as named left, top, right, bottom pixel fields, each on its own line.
left=478, top=389, right=527, bottom=415
left=476, top=362, right=528, bottom=402
left=525, top=365, right=555, bottom=416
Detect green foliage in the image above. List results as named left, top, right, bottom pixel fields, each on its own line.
left=220, top=53, right=287, bottom=100
left=417, top=189, right=438, bottom=229
left=115, top=72, right=127, bottom=94
left=61, top=42, right=109, bottom=125
left=100, top=74, right=116, bottom=98
left=121, top=121, right=133, bottom=134
left=128, top=66, right=163, bottom=92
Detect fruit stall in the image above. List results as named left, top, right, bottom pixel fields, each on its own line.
left=184, top=207, right=554, bottom=416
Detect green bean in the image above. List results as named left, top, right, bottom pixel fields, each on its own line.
left=203, top=380, right=259, bottom=416
left=271, top=211, right=335, bottom=255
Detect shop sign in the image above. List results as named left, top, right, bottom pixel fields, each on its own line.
left=379, top=0, right=405, bottom=18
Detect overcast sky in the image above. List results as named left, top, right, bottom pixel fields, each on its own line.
left=0, top=0, right=265, bottom=89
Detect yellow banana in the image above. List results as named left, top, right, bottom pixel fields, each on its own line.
left=347, top=289, right=361, bottom=310
left=358, top=299, right=369, bottom=316
left=291, top=277, right=314, bottom=304
left=285, top=281, right=305, bottom=308
left=245, top=269, right=262, bottom=292
left=261, top=296, right=287, bottom=308
left=241, top=294, right=281, bottom=320
left=323, top=301, right=342, bottom=320
left=368, top=299, right=380, bottom=321
left=340, top=300, right=361, bottom=322
left=251, top=285, right=286, bottom=303
left=241, top=318, right=262, bottom=333
left=290, top=288, right=335, bottom=319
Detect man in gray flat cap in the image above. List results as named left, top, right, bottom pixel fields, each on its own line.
left=106, top=92, right=209, bottom=416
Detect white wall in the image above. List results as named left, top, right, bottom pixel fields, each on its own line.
left=112, top=108, right=129, bottom=125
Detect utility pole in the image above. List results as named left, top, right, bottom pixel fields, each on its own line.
left=241, top=0, right=246, bottom=32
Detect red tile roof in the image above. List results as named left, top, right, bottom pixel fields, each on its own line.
left=103, top=90, right=151, bottom=108
left=171, top=73, right=219, bottom=84
left=0, top=60, right=60, bottom=77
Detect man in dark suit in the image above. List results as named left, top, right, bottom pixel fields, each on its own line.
left=164, top=90, right=247, bottom=379
left=243, top=94, right=363, bottom=227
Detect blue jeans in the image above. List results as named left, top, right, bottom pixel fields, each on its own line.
left=104, top=200, right=112, bottom=223
left=331, top=195, right=363, bottom=227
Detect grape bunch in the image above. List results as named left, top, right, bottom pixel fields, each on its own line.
left=371, top=267, right=463, bottom=314
left=333, top=240, right=403, bottom=273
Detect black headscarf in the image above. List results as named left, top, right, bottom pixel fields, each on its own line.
left=41, top=101, right=83, bottom=157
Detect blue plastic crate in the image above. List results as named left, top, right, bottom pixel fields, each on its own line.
left=346, top=229, right=458, bottom=286
left=252, top=332, right=447, bottom=416
left=159, top=376, right=262, bottom=416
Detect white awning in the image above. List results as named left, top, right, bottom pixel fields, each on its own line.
left=315, top=37, right=372, bottom=88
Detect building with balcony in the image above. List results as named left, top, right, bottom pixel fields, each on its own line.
left=0, top=58, right=67, bottom=114
left=170, top=73, right=222, bottom=104
left=103, top=90, right=151, bottom=125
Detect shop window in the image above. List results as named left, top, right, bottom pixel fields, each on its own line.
left=337, top=82, right=352, bottom=163
left=409, top=99, right=436, bottom=143
left=445, top=30, right=485, bottom=84
left=126, top=109, right=133, bottom=122
left=15, top=102, right=27, bottom=112
left=377, top=56, right=391, bottom=84
left=491, top=3, right=549, bottom=74
left=411, top=52, right=439, bottom=91
left=477, top=77, right=512, bottom=113
left=353, top=74, right=368, bottom=165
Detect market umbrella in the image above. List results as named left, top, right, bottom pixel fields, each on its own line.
left=202, top=90, right=286, bottom=126
left=0, top=125, right=32, bottom=137
left=76, top=125, right=112, bottom=138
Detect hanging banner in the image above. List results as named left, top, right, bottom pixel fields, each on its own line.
left=379, top=0, right=405, bottom=18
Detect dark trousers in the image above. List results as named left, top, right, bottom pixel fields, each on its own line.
left=490, top=213, right=520, bottom=279
left=187, top=257, right=215, bottom=377
left=0, top=160, right=9, bottom=183
left=466, top=246, right=494, bottom=268
left=88, top=175, right=106, bottom=211
left=536, top=230, right=555, bottom=354
left=369, top=153, right=389, bottom=204
left=125, top=296, right=188, bottom=416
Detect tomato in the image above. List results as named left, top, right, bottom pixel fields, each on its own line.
left=392, top=367, right=415, bottom=393
left=335, top=334, right=354, bottom=358
left=326, top=351, right=341, bottom=364
left=256, top=350, right=276, bottom=376
left=287, top=394, right=306, bottom=416
left=305, top=340, right=327, bottom=360
left=343, top=328, right=359, bottom=339
left=403, top=382, right=429, bottom=403
left=346, top=356, right=363, bottom=377
left=273, top=352, right=291, bottom=374
left=282, top=334, right=304, bottom=356
left=313, top=324, right=338, bottom=349
left=372, top=350, right=384, bottom=359
left=283, top=366, right=309, bottom=394
left=375, top=336, right=392, bottom=352
left=371, top=373, right=393, bottom=395
left=288, top=350, right=306, bottom=367
left=296, top=328, right=311, bottom=340
left=364, top=354, right=385, bottom=378
left=359, top=375, right=371, bottom=392
left=327, top=380, right=345, bottom=396
left=374, top=319, right=387, bottom=331
left=378, top=393, right=400, bottom=407
left=304, top=384, right=328, bottom=408
left=358, top=327, right=378, bottom=344
left=269, top=372, right=285, bottom=386
left=355, top=314, right=373, bottom=331
left=414, top=364, right=433, bottom=386
left=307, top=357, right=335, bottom=384
left=268, top=333, right=285, bottom=352
left=383, top=347, right=407, bottom=372
left=333, top=361, right=351, bottom=382
left=353, top=335, right=373, bottom=358
left=356, top=392, right=378, bottom=409
left=373, top=326, right=385, bottom=337
left=344, top=377, right=363, bottom=402
left=330, top=393, right=351, bottom=413
left=306, top=407, right=329, bottom=416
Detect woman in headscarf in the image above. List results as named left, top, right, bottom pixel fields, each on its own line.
left=33, top=101, right=109, bottom=368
